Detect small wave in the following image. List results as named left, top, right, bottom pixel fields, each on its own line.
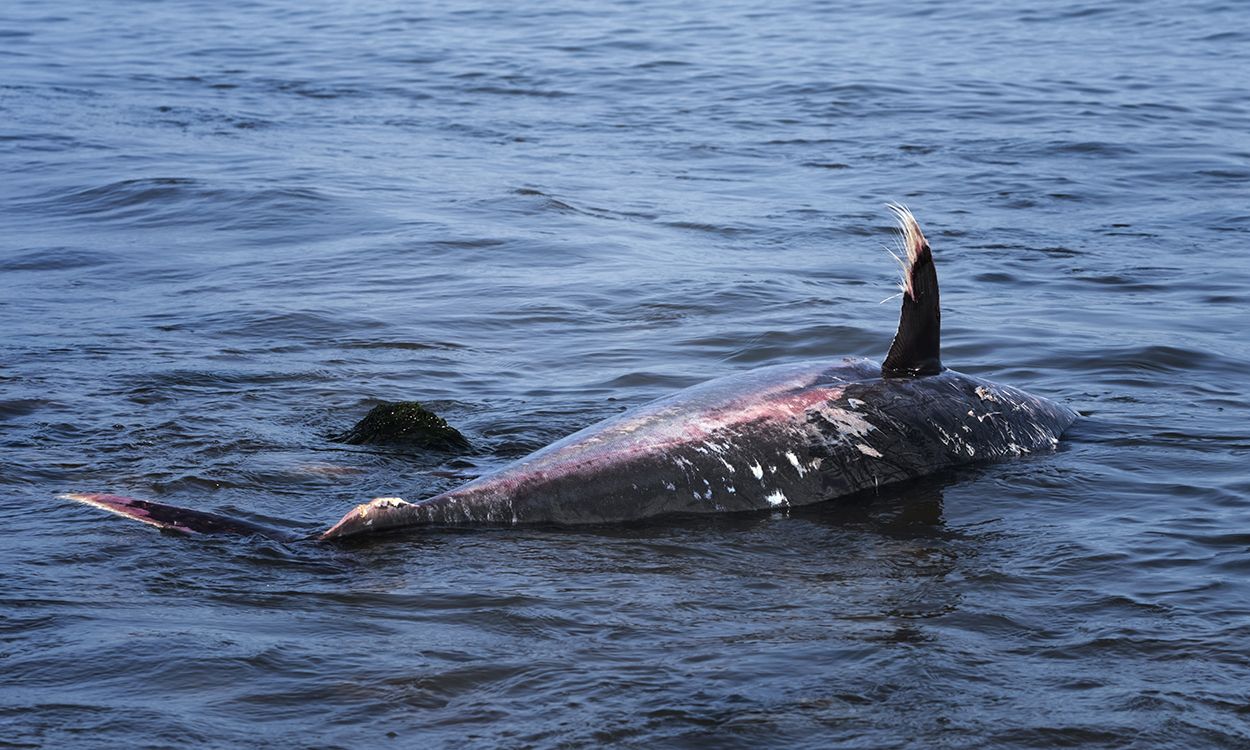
left=663, top=220, right=751, bottom=237
left=342, top=340, right=466, bottom=352
left=21, top=177, right=336, bottom=230
left=0, top=247, right=113, bottom=272
left=466, top=85, right=571, bottom=98
left=1195, top=30, right=1249, bottom=42
left=1048, top=140, right=1138, bottom=157
left=0, top=398, right=51, bottom=420
left=511, top=188, right=656, bottom=222
left=1058, top=344, right=1239, bottom=376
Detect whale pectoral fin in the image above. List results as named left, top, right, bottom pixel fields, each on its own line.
left=60, top=493, right=299, bottom=541
left=881, top=204, right=943, bottom=378
left=320, top=496, right=419, bottom=541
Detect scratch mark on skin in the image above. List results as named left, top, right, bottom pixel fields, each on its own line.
left=968, top=409, right=1002, bottom=423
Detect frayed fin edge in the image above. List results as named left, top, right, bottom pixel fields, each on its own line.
left=886, top=202, right=930, bottom=301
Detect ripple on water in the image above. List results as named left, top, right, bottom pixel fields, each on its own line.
left=17, top=177, right=346, bottom=235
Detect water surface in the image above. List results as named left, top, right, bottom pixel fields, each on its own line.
left=2, top=0, right=1249, bottom=747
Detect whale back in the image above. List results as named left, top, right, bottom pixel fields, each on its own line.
left=319, top=361, right=1076, bottom=538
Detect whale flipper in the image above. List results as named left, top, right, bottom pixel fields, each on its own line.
left=881, top=204, right=943, bottom=378
left=60, top=493, right=300, bottom=541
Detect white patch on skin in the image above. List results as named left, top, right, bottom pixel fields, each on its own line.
left=765, top=489, right=788, bottom=507
left=356, top=496, right=411, bottom=528
left=663, top=481, right=676, bottom=491
left=785, top=451, right=806, bottom=477
left=856, top=443, right=882, bottom=458
left=974, top=386, right=999, bottom=403
left=370, top=497, right=409, bottom=508
left=847, top=398, right=867, bottom=409
left=823, top=408, right=876, bottom=439
left=749, top=461, right=764, bottom=480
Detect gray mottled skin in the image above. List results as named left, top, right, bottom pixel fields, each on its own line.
left=322, top=358, right=1076, bottom=539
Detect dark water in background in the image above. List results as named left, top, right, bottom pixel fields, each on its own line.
left=2, top=0, right=1248, bottom=746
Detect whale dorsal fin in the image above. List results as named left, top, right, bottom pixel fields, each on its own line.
left=881, top=204, right=943, bottom=378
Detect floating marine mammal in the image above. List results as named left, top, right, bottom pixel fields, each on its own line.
left=64, top=206, right=1077, bottom=541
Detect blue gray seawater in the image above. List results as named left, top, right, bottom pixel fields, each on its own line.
left=1, top=0, right=1248, bottom=747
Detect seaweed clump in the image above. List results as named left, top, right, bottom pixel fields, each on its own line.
left=335, top=401, right=470, bottom=451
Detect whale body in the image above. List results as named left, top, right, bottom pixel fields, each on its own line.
left=64, top=206, right=1076, bottom=541
left=319, top=358, right=1073, bottom=539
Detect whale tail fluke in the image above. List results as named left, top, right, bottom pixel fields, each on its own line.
left=881, top=204, right=943, bottom=378
left=60, top=493, right=302, bottom=542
